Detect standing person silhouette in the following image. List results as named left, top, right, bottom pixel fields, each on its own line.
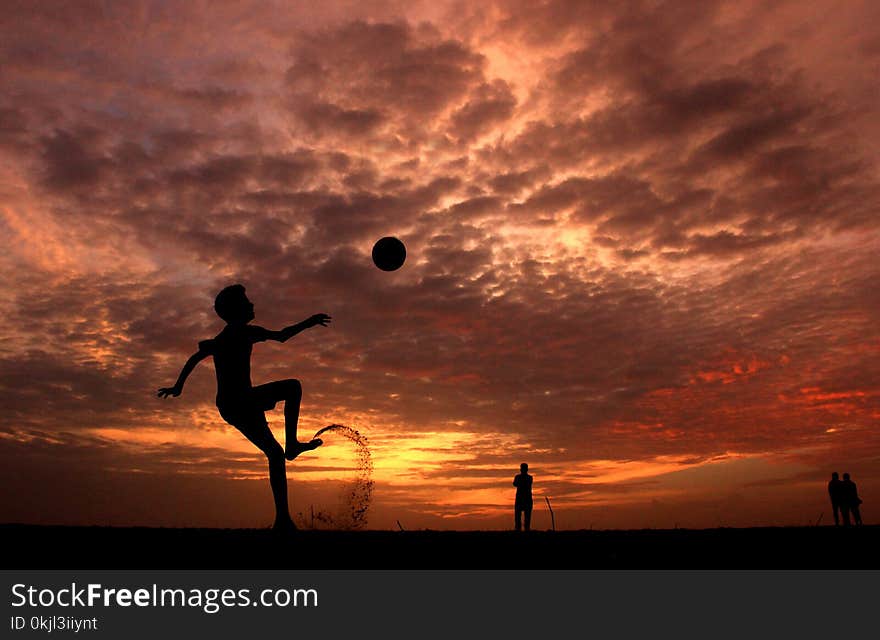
left=513, top=463, right=533, bottom=532
left=157, top=284, right=330, bottom=531
left=841, top=473, right=863, bottom=526
left=828, top=472, right=843, bottom=526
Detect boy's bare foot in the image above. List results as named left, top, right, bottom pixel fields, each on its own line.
left=284, top=438, right=323, bottom=461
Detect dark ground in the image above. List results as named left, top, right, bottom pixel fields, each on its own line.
left=2, top=524, right=878, bottom=569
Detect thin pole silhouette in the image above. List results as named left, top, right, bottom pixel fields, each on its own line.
left=545, top=496, right=556, bottom=531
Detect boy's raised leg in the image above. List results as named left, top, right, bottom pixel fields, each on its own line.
left=252, top=379, right=322, bottom=461
left=278, top=379, right=322, bottom=460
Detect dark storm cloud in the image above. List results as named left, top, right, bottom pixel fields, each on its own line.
left=285, top=20, right=489, bottom=142
left=693, top=107, right=812, bottom=162
left=302, top=175, right=464, bottom=245
left=40, top=129, right=111, bottom=192
left=0, top=106, right=31, bottom=153
left=488, top=166, right=549, bottom=196
left=517, top=174, right=666, bottom=224
left=297, top=102, right=387, bottom=137
left=164, top=85, right=252, bottom=110
left=679, top=230, right=791, bottom=257
left=448, top=80, right=517, bottom=141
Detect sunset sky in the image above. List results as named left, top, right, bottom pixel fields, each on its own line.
left=1, top=0, right=878, bottom=530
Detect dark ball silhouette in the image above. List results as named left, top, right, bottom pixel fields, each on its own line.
left=372, top=237, right=406, bottom=271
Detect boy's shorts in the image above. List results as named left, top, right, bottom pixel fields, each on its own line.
left=216, top=385, right=279, bottom=427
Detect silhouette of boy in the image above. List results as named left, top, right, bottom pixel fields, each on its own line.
left=828, top=472, right=843, bottom=526
left=513, top=463, right=533, bottom=531
left=158, top=284, right=330, bottom=531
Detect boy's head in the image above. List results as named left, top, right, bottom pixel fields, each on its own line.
left=520, top=463, right=528, bottom=473
left=214, top=284, right=255, bottom=325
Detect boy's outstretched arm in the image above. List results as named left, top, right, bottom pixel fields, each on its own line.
left=157, top=348, right=210, bottom=398
left=270, top=313, right=332, bottom=343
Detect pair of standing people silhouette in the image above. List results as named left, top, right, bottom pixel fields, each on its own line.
left=828, top=472, right=863, bottom=526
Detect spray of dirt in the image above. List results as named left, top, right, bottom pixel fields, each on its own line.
left=308, top=424, right=374, bottom=529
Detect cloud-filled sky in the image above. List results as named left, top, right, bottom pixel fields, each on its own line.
left=1, top=0, right=878, bottom=530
